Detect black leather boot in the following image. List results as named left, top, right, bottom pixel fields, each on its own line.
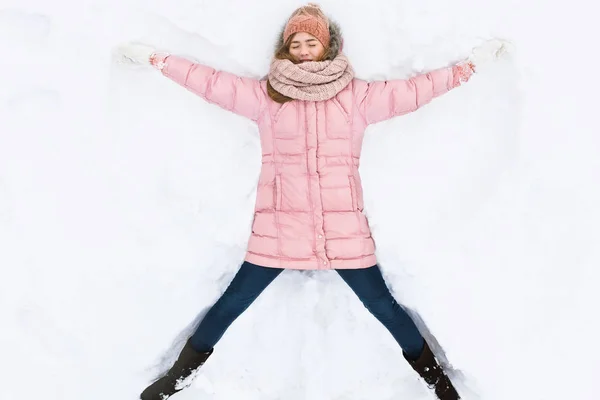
left=404, top=342, right=460, bottom=400
left=140, top=339, right=213, bottom=400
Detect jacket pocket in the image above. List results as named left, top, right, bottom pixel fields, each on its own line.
left=348, top=175, right=363, bottom=211
left=348, top=176, right=358, bottom=211
left=274, top=175, right=282, bottom=211
left=332, top=98, right=350, bottom=122
left=326, top=98, right=352, bottom=139
left=273, top=102, right=300, bottom=139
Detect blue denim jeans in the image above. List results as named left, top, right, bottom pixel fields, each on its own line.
left=190, top=261, right=425, bottom=359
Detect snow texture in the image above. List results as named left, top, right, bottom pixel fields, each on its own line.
left=1, top=0, right=599, bottom=399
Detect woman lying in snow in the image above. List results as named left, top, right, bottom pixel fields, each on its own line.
left=115, top=3, right=510, bottom=400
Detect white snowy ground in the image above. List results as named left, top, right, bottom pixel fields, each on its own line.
left=1, top=0, right=599, bottom=399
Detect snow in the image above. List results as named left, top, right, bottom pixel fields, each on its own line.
left=1, top=0, right=598, bottom=399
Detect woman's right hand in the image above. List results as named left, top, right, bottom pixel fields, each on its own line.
left=113, top=42, right=157, bottom=67
left=468, top=38, right=514, bottom=68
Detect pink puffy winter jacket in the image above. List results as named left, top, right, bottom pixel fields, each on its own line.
left=153, top=55, right=470, bottom=270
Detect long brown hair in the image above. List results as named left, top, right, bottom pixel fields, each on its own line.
left=267, top=34, right=333, bottom=104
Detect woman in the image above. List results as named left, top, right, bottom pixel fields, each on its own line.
left=116, top=3, right=509, bottom=400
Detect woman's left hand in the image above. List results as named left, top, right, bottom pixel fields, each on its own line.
left=112, top=42, right=157, bottom=67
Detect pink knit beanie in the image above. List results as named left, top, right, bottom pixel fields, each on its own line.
left=283, top=3, right=330, bottom=48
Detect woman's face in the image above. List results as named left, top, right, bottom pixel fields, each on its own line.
left=289, top=32, right=325, bottom=62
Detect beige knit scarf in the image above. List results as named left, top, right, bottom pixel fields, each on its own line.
left=268, top=54, right=354, bottom=101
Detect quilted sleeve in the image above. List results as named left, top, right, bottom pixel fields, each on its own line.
left=355, top=61, right=475, bottom=126
left=150, top=53, right=267, bottom=122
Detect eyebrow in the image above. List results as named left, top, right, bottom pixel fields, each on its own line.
left=291, top=39, right=318, bottom=44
